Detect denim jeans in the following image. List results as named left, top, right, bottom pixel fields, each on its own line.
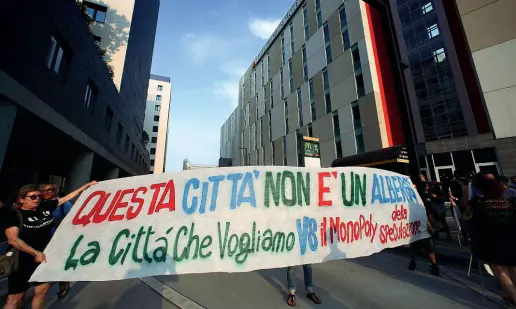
left=287, top=264, right=313, bottom=294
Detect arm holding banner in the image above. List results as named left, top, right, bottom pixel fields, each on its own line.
left=57, top=181, right=97, bottom=207
left=5, top=227, right=46, bottom=263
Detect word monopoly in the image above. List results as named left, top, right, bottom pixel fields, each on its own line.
left=31, top=166, right=429, bottom=282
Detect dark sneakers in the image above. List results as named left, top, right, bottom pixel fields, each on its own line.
left=408, top=260, right=416, bottom=271
left=430, top=263, right=440, bottom=276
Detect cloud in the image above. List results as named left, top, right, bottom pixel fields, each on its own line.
left=212, top=81, right=240, bottom=108
left=249, top=18, right=281, bottom=40
left=179, top=33, right=227, bottom=64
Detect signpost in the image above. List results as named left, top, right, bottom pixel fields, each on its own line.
left=302, top=136, right=321, bottom=168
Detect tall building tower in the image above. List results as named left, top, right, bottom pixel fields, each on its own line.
left=144, top=75, right=171, bottom=174
left=221, top=0, right=412, bottom=169
left=80, top=0, right=159, bottom=140
left=390, top=0, right=512, bottom=180
left=0, top=0, right=159, bottom=201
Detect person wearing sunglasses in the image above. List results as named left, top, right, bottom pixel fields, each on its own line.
left=2, top=181, right=96, bottom=309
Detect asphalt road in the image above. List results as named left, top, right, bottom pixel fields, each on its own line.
left=1, top=251, right=510, bottom=309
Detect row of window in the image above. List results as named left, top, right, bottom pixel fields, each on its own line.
left=46, top=33, right=147, bottom=172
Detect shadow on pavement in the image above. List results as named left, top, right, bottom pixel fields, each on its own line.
left=348, top=253, right=501, bottom=309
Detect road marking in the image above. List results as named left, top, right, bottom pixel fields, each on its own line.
left=139, top=277, right=206, bottom=309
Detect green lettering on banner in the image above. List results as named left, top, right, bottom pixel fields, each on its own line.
left=199, top=235, right=213, bottom=259
left=264, top=172, right=281, bottom=207
left=355, top=173, right=367, bottom=206
left=286, top=232, right=295, bottom=251
left=109, top=229, right=131, bottom=266
left=261, top=229, right=273, bottom=251
left=174, top=225, right=188, bottom=262
left=296, top=172, right=311, bottom=206
left=217, top=221, right=230, bottom=259
left=281, top=171, right=297, bottom=206
left=341, top=172, right=355, bottom=206
left=235, top=233, right=251, bottom=264
left=65, top=234, right=100, bottom=271
left=272, top=232, right=286, bottom=252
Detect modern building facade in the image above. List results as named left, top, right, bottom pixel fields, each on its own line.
left=389, top=0, right=515, bottom=180
left=221, top=0, right=411, bottom=168
left=144, top=74, right=171, bottom=174
left=0, top=0, right=159, bottom=201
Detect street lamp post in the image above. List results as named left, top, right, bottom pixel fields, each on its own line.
left=238, top=147, right=248, bottom=166
left=363, top=0, right=423, bottom=193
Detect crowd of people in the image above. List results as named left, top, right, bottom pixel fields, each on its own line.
left=1, top=171, right=516, bottom=308
left=0, top=181, right=97, bottom=309
left=409, top=171, right=516, bottom=305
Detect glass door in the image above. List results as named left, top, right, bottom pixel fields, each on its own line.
left=436, top=166, right=454, bottom=182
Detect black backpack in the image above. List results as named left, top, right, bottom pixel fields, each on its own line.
left=0, top=209, right=23, bottom=279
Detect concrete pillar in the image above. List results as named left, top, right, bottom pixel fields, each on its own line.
left=65, top=151, right=94, bottom=194
left=105, top=167, right=120, bottom=180
left=0, top=102, right=17, bottom=171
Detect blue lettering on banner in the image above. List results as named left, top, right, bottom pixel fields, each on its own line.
left=207, top=175, right=225, bottom=212
left=236, top=172, right=257, bottom=208
left=227, top=173, right=243, bottom=210
left=183, top=178, right=200, bottom=215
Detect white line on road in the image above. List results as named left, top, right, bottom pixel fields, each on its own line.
left=139, top=277, right=206, bottom=309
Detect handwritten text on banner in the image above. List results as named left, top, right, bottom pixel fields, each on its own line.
left=31, top=166, right=429, bottom=282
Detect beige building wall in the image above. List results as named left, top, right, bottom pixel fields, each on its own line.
left=456, top=0, right=516, bottom=140
left=144, top=77, right=171, bottom=173
left=221, top=0, right=392, bottom=168
left=80, top=0, right=135, bottom=91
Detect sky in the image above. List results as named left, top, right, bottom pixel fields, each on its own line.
left=149, top=0, right=295, bottom=172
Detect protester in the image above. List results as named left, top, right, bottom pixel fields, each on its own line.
left=465, top=174, right=516, bottom=304
left=509, top=175, right=516, bottom=190
left=2, top=181, right=96, bottom=309
left=286, top=264, right=321, bottom=306
left=428, top=184, right=452, bottom=241
left=495, top=175, right=516, bottom=199
left=40, top=182, right=73, bottom=299
left=408, top=220, right=439, bottom=276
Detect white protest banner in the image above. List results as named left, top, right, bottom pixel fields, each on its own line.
left=31, top=166, right=429, bottom=282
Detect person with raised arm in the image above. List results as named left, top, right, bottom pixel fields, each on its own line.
left=2, top=181, right=96, bottom=309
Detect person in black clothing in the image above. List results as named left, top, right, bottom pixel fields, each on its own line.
left=2, top=182, right=96, bottom=309
left=465, top=174, right=516, bottom=304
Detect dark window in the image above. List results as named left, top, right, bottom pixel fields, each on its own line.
left=46, top=36, right=67, bottom=74
left=356, top=134, right=365, bottom=153
left=352, top=44, right=361, bottom=70
left=155, top=105, right=160, bottom=112
left=311, top=102, right=316, bottom=121
left=153, top=126, right=158, bottom=133
left=336, top=140, right=343, bottom=158
left=308, top=124, right=313, bottom=137
left=325, top=93, right=332, bottom=114
left=104, top=107, right=113, bottom=131
left=154, top=115, right=159, bottom=122
left=156, top=95, right=162, bottom=101
left=352, top=101, right=362, bottom=129
left=323, top=69, right=329, bottom=90
left=116, top=124, right=122, bottom=144
left=473, top=148, right=498, bottom=163
left=333, top=113, right=340, bottom=137
left=83, top=1, right=107, bottom=23
left=355, top=74, right=365, bottom=97
left=84, top=82, right=97, bottom=109
left=339, top=4, right=347, bottom=29
left=150, top=148, right=156, bottom=155
left=323, top=23, right=330, bottom=43
left=325, top=45, right=332, bottom=63
left=151, top=137, right=157, bottom=143
left=157, top=85, right=163, bottom=91
left=342, top=30, right=350, bottom=51
left=150, top=159, right=155, bottom=166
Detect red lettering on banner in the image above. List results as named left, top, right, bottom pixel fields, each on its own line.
left=319, top=214, right=379, bottom=246
left=379, top=220, right=422, bottom=245
left=127, top=187, right=148, bottom=220
left=148, top=183, right=166, bottom=214
left=318, top=172, right=332, bottom=207
left=108, top=189, right=134, bottom=221
left=391, top=204, right=408, bottom=221
left=72, top=190, right=105, bottom=226
left=155, top=180, right=176, bottom=213
left=92, top=191, right=122, bottom=224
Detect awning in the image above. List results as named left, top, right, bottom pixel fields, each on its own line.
left=331, top=145, right=409, bottom=167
